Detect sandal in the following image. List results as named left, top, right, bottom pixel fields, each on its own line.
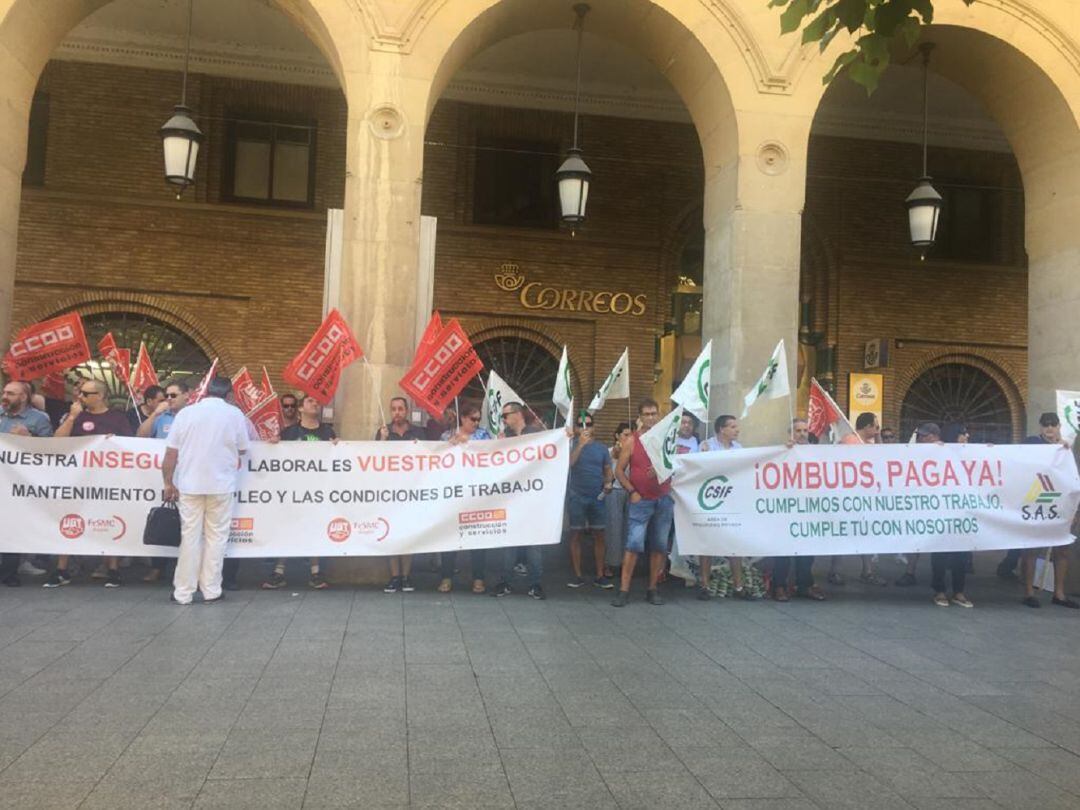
left=796, top=585, right=826, bottom=601
left=471, top=579, right=486, bottom=594
left=773, top=587, right=790, bottom=603
left=437, top=578, right=452, bottom=593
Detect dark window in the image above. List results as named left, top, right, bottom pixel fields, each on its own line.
left=473, top=137, right=559, bottom=228
left=931, top=183, right=1001, bottom=263
left=224, top=117, right=315, bottom=206
left=462, top=336, right=560, bottom=420
left=23, top=92, right=48, bottom=186
left=900, top=363, right=1014, bottom=444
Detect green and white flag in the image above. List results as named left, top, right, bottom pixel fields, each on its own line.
left=484, top=370, right=525, bottom=436
left=640, top=405, right=684, bottom=483
left=741, top=339, right=790, bottom=418
left=671, top=339, right=711, bottom=422
left=588, top=348, right=630, bottom=413
left=552, top=346, right=574, bottom=419
left=1057, top=389, right=1080, bottom=443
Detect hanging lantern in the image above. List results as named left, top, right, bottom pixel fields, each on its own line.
left=160, top=105, right=203, bottom=196
left=556, top=148, right=591, bottom=225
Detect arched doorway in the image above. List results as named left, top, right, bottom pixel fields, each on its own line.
left=462, top=336, right=560, bottom=423
left=900, top=362, right=1015, bottom=444
left=71, top=312, right=212, bottom=407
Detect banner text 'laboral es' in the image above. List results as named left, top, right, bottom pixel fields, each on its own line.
left=674, top=443, right=1080, bottom=556
left=0, top=431, right=569, bottom=557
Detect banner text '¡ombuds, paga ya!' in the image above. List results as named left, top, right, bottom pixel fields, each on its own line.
left=755, top=458, right=1005, bottom=492
left=356, top=444, right=561, bottom=473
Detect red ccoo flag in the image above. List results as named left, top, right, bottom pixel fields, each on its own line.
left=187, top=358, right=219, bottom=405
left=2, top=312, right=90, bottom=380
left=97, top=332, right=131, bottom=384
left=129, top=341, right=159, bottom=398
left=807, top=377, right=859, bottom=443
left=231, top=366, right=265, bottom=413
left=282, top=309, right=363, bottom=405
left=398, top=318, right=483, bottom=419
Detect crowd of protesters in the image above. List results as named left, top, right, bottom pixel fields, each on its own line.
left=1, top=376, right=1078, bottom=611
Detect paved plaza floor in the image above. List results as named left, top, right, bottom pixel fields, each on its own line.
left=1, top=554, right=1080, bottom=809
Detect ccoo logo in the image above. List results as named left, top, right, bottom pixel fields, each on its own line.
left=697, top=475, right=733, bottom=511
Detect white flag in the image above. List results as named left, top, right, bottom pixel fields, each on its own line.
left=484, top=370, right=525, bottom=436
left=671, top=339, right=711, bottom=422
left=552, top=346, right=574, bottom=419
left=588, top=348, right=630, bottom=413
left=639, top=406, right=684, bottom=483
left=741, top=339, right=790, bottom=418
left=1057, top=389, right=1080, bottom=444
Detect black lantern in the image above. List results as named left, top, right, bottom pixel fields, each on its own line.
left=160, top=0, right=202, bottom=198
left=556, top=4, right=592, bottom=230
left=907, top=43, right=940, bottom=259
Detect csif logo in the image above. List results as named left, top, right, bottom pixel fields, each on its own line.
left=697, top=475, right=733, bottom=511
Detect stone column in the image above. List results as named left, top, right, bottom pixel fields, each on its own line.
left=702, top=112, right=810, bottom=444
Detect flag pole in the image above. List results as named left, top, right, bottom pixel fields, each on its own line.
left=360, top=355, right=388, bottom=428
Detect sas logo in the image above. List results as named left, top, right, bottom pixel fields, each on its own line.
left=59, top=514, right=85, bottom=539
left=697, top=475, right=733, bottom=511
left=459, top=509, right=506, bottom=524
left=1021, top=473, right=1062, bottom=521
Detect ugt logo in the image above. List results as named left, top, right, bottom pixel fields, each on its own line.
left=697, top=475, right=733, bottom=511
left=1021, top=473, right=1061, bottom=521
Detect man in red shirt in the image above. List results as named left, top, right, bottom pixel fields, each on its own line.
left=611, top=399, right=671, bottom=607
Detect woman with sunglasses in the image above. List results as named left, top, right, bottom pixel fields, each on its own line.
left=437, top=400, right=493, bottom=593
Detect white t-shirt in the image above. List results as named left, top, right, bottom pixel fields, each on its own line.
left=166, top=397, right=251, bottom=495
left=699, top=437, right=742, bottom=452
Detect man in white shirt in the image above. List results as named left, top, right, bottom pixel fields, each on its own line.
left=163, top=376, right=251, bottom=605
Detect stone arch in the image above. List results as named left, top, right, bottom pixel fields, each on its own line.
left=25, top=291, right=237, bottom=373
left=799, top=9, right=1080, bottom=428
left=893, top=349, right=1025, bottom=441
left=467, top=320, right=582, bottom=402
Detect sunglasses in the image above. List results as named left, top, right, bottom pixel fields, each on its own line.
left=281, top=403, right=297, bottom=409
left=78, top=390, right=100, bottom=397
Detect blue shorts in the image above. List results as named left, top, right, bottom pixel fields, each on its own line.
left=568, top=491, right=606, bottom=529
left=625, top=495, right=674, bottom=554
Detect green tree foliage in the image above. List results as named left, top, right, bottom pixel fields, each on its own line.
left=769, top=0, right=975, bottom=93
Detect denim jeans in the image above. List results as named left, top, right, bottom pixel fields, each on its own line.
left=502, top=545, right=543, bottom=586
left=625, top=495, right=674, bottom=555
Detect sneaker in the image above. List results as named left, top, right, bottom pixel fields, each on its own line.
left=996, top=563, right=1018, bottom=580
left=17, top=560, right=45, bottom=576
left=593, top=576, right=614, bottom=590
left=528, top=585, right=546, bottom=600
left=826, top=572, right=846, bottom=586
left=512, top=562, right=528, bottom=577
left=401, top=577, right=415, bottom=593
left=309, top=573, right=329, bottom=590
left=773, top=587, right=790, bottom=603
left=142, top=568, right=162, bottom=583
left=951, top=595, right=974, bottom=608
left=2, top=575, right=20, bottom=587
left=1052, top=596, right=1080, bottom=609
left=222, top=580, right=239, bottom=592
left=383, top=576, right=401, bottom=594
left=696, top=587, right=711, bottom=601
left=611, top=590, right=629, bottom=607
left=567, top=577, right=587, bottom=589
left=104, top=572, right=121, bottom=588
left=1022, top=596, right=1041, bottom=608
left=859, top=572, right=888, bottom=586
left=895, top=573, right=917, bottom=587
left=645, top=589, right=664, bottom=606
left=490, top=581, right=511, bottom=597
left=933, top=593, right=949, bottom=607
left=90, top=563, right=108, bottom=580
left=261, top=572, right=287, bottom=590
left=43, top=571, right=71, bottom=588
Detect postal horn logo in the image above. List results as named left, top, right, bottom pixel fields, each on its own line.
left=698, top=475, right=733, bottom=511
left=494, top=262, right=525, bottom=292
left=1024, top=473, right=1061, bottom=505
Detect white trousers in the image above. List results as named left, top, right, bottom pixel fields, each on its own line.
left=173, top=493, right=233, bottom=604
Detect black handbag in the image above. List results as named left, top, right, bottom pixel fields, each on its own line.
left=143, top=502, right=182, bottom=547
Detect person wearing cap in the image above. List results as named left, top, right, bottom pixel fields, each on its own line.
left=1017, top=413, right=1077, bottom=609
left=913, top=423, right=974, bottom=608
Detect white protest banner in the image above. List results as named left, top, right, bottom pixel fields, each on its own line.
left=0, top=430, right=569, bottom=558
left=1057, top=389, right=1080, bottom=444
left=673, top=443, right=1080, bottom=556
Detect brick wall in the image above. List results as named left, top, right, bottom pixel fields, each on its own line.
left=10, top=59, right=1029, bottom=440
